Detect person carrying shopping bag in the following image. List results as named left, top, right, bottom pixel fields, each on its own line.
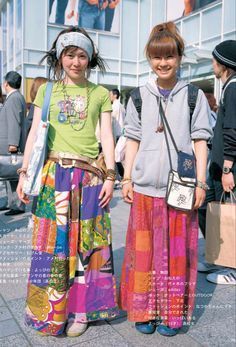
left=199, top=40, right=236, bottom=284
left=17, top=26, right=119, bottom=337
left=119, top=22, right=212, bottom=336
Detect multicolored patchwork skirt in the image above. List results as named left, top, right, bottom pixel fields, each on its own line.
left=25, top=160, right=119, bottom=336
left=119, top=192, right=198, bottom=329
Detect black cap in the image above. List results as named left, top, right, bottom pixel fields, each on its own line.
left=212, top=40, right=236, bottom=71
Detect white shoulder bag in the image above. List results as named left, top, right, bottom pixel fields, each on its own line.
left=23, top=82, right=53, bottom=196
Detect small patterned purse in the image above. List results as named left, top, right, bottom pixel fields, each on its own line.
left=166, top=170, right=196, bottom=211
left=158, top=100, right=196, bottom=212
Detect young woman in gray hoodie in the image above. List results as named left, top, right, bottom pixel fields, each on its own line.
left=119, top=22, right=213, bottom=336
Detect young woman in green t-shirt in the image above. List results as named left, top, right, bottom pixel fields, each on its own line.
left=17, top=26, right=119, bottom=337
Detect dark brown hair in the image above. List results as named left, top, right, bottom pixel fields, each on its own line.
left=30, top=77, right=48, bottom=102
left=204, top=93, right=218, bottom=113
left=40, top=26, right=107, bottom=80
left=145, top=22, right=185, bottom=59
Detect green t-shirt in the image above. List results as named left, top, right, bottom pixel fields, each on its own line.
left=34, top=82, right=112, bottom=158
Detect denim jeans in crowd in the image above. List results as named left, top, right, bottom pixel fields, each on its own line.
left=79, top=2, right=105, bottom=30
left=55, top=0, right=68, bottom=25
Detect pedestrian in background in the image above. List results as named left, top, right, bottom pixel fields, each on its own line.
left=0, top=71, right=26, bottom=215
left=198, top=40, right=236, bottom=285
left=79, top=0, right=108, bottom=31
left=53, top=0, right=69, bottom=24
left=110, top=88, right=125, bottom=183
left=17, top=26, right=118, bottom=337
left=23, top=77, right=48, bottom=140
left=198, top=92, right=217, bottom=239
left=119, top=22, right=212, bottom=336
left=105, top=0, right=120, bottom=31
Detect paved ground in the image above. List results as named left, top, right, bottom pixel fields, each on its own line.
left=0, top=182, right=235, bottom=347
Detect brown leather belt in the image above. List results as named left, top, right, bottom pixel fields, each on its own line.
left=48, top=151, right=103, bottom=179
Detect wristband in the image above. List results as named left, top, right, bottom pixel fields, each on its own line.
left=105, top=177, right=115, bottom=182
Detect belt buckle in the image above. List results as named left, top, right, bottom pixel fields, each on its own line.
left=58, top=157, right=76, bottom=169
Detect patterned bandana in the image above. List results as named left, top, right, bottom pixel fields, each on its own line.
left=56, top=32, right=93, bottom=60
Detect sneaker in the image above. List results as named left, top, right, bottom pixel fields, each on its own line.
left=206, top=268, right=236, bottom=285
left=156, top=324, right=180, bottom=337
left=198, top=261, right=222, bottom=272
left=135, top=321, right=156, bottom=334
left=66, top=322, right=88, bottom=337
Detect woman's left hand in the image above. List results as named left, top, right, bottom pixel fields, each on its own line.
left=98, top=179, right=114, bottom=208
left=193, top=187, right=206, bottom=209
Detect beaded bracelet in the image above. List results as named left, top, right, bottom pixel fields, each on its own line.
left=105, top=177, right=115, bottom=182
left=106, top=169, right=116, bottom=177
left=105, top=169, right=116, bottom=182
left=106, top=175, right=116, bottom=181
left=121, top=178, right=132, bottom=187
left=196, top=180, right=209, bottom=191
left=17, top=167, right=27, bottom=175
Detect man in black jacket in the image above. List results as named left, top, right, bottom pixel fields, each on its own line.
left=199, top=40, right=236, bottom=285
left=0, top=71, right=26, bottom=215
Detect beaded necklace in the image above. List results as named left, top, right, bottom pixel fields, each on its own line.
left=57, top=81, right=90, bottom=131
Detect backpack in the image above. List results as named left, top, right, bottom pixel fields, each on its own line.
left=130, top=84, right=199, bottom=124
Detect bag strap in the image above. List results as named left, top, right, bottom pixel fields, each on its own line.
left=41, top=82, right=53, bottom=122
left=130, top=87, right=142, bottom=120
left=220, top=191, right=236, bottom=204
left=130, top=84, right=198, bottom=125
left=221, top=76, right=236, bottom=104
left=188, top=83, right=199, bottom=126
left=159, top=100, right=179, bottom=153
left=158, top=99, right=179, bottom=171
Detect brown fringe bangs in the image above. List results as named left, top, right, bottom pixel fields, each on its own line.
left=146, top=36, right=180, bottom=59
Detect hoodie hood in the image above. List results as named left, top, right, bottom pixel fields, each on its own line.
left=146, top=77, right=189, bottom=100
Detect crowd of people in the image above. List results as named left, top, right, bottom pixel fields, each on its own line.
left=0, top=20, right=235, bottom=339
left=49, top=0, right=120, bottom=31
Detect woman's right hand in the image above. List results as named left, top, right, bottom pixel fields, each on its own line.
left=17, top=175, right=30, bottom=204
left=122, top=182, right=134, bottom=204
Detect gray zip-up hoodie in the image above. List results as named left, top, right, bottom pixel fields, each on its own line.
left=125, top=78, right=213, bottom=197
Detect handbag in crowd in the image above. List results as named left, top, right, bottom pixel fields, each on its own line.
left=0, top=153, right=23, bottom=181
left=205, top=191, right=236, bottom=268
left=23, top=82, right=53, bottom=196
left=158, top=100, right=196, bottom=211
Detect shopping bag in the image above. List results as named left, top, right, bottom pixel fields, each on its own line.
left=22, top=82, right=53, bottom=196
left=205, top=192, right=236, bottom=268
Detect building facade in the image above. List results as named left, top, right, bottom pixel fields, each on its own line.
left=0, top=0, right=235, bottom=101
